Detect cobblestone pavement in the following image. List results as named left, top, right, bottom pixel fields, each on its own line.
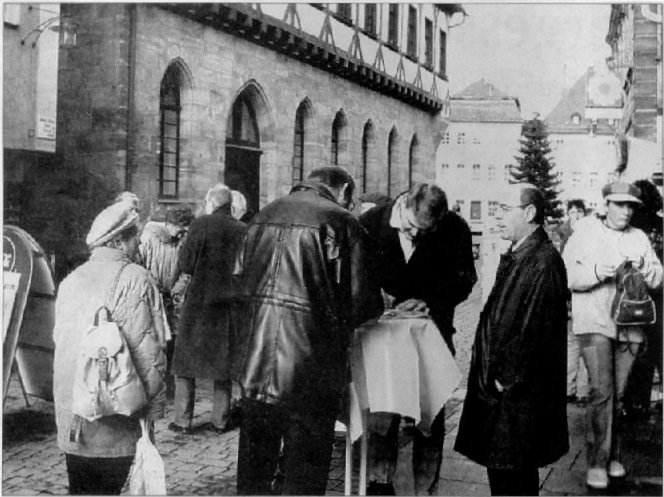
left=3, top=263, right=662, bottom=495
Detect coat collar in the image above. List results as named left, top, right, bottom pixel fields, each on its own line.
left=211, top=203, right=232, bottom=216
left=506, top=226, right=549, bottom=261
left=290, top=181, right=338, bottom=204
left=89, top=246, right=133, bottom=264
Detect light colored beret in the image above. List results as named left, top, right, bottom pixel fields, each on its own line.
left=86, top=202, right=140, bottom=249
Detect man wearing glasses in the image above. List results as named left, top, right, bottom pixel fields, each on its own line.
left=455, top=183, right=569, bottom=495
left=359, top=183, right=477, bottom=495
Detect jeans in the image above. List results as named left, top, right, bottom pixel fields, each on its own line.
left=567, top=322, right=589, bottom=398
left=578, top=329, right=643, bottom=469
left=173, top=376, right=231, bottom=428
left=487, top=467, right=539, bottom=496
left=65, top=453, right=134, bottom=495
left=236, top=398, right=337, bottom=495
left=368, top=408, right=445, bottom=495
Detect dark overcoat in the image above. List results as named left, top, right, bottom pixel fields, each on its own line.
left=172, top=204, right=247, bottom=381
left=359, top=201, right=477, bottom=354
left=454, top=228, right=569, bottom=469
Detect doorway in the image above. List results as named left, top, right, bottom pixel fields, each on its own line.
left=225, top=92, right=261, bottom=216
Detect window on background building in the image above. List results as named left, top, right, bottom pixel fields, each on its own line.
left=439, top=29, right=447, bottom=75
left=571, top=113, right=581, bottom=125
left=488, top=165, right=496, bottom=182
left=607, top=171, right=617, bottom=183
left=361, top=121, right=375, bottom=193
left=488, top=200, right=498, bottom=217
left=504, top=164, right=512, bottom=182
left=457, top=163, right=465, bottom=170
left=472, top=164, right=481, bottom=181
left=337, top=3, right=352, bottom=21
left=440, top=163, right=449, bottom=177
left=441, top=132, right=449, bottom=144
left=424, top=18, right=433, bottom=68
left=457, top=132, right=465, bottom=144
left=472, top=136, right=480, bottom=144
left=408, top=135, right=419, bottom=189
left=407, top=5, right=417, bottom=58
left=589, top=171, right=599, bottom=188
left=470, top=201, right=481, bottom=220
left=572, top=171, right=581, bottom=188
left=331, top=113, right=347, bottom=166
left=388, top=4, right=399, bottom=46
left=159, top=66, right=182, bottom=198
left=364, top=3, right=377, bottom=35
left=4, top=4, right=20, bottom=26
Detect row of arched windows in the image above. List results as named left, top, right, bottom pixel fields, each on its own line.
left=158, top=60, right=422, bottom=203
left=292, top=100, right=421, bottom=197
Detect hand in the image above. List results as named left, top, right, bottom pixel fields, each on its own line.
left=396, top=298, right=429, bottom=313
left=494, top=379, right=504, bottom=393
left=595, top=264, right=617, bottom=282
left=628, top=256, right=645, bottom=270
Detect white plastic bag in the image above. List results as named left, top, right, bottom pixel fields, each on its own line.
left=128, top=419, right=167, bottom=495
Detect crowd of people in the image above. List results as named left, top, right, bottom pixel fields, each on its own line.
left=51, top=165, right=662, bottom=496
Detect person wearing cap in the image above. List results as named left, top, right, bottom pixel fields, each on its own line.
left=563, top=180, right=662, bottom=490
left=52, top=202, right=167, bottom=495
left=139, top=206, right=195, bottom=397
left=169, top=184, right=247, bottom=435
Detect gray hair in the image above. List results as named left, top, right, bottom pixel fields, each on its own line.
left=205, top=183, right=232, bottom=209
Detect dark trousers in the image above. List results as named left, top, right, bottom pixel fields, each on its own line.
left=65, top=453, right=134, bottom=495
left=236, top=398, right=337, bottom=495
left=487, top=467, right=539, bottom=496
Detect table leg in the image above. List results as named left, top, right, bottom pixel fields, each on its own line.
left=359, top=410, right=368, bottom=496
left=345, top=429, right=353, bottom=495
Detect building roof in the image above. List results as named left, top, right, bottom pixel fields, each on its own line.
left=545, top=68, right=620, bottom=135
left=450, top=79, right=522, bottom=122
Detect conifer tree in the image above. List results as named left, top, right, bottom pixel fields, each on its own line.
left=511, top=116, right=562, bottom=219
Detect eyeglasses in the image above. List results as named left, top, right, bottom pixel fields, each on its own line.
left=498, top=203, right=531, bottom=212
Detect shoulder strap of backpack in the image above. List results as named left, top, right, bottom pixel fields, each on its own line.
left=104, top=261, right=131, bottom=317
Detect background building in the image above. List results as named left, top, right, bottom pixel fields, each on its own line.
left=435, top=79, right=522, bottom=300
left=605, top=3, right=663, bottom=185
left=3, top=3, right=61, bottom=225
left=545, top=67, right=623, bottom=214
left=4, top=3, right=465, bottom=282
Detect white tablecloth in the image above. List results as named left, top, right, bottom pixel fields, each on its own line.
left=346, top=315, right=461, bottom=442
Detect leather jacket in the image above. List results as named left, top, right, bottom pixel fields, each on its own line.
left=234, top=182, right=382, bottom=409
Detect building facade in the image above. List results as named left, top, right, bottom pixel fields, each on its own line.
left=605, top=3, right=663, bottom=184
left=435, top=79, right=522, bottom=301
left=3, top=3, right=60, bottom=224
left=7, top=3, right=464, bottom=281
left=436, top=79, right=522, bottom=232
left=545, top=67, right=623, bottom=214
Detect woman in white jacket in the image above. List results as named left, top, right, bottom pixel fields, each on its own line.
left=563, top=181, right=662, bottom=490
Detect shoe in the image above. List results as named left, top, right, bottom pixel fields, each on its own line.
left=202, top=421, right=232, bottom=434
left=586, top=467, right=608, bottom=489
left=608, top=461, right=626, bottom=478
left=366, top=481, right=396, bottom=496
left=167, top=422, right=193, bottom=434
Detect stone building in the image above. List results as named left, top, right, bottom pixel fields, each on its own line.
left=605, top=4, right=662, bottom=184
left=545, top=67, right=622, bottom=214
left=7, top=2, right=464, bottom=281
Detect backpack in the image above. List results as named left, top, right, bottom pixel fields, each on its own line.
left=611, top=260, right=656, bottom=326
left=71, top=264, right=148, bottom=422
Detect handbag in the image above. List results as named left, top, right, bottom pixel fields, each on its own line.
left=611, top=260, right=656, bottom=326
left=128, top=419, right=167, bottom=495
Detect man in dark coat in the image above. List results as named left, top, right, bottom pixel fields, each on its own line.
left=169, top=183, right=247, bottom=434
left=359, top=183, right=477, bottom=495
left=234, top=166, right=382, bottom=495
left=455, top=183, right=569, bottom=496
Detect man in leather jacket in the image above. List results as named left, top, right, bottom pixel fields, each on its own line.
left=234, top=166, right=382, bottom=495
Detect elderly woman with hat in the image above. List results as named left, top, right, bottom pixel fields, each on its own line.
left=563, top=181, right=662, bottom=490
left=53, top=201, right=167, bottom=495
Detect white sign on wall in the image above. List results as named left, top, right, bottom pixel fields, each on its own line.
left=36, top=116, right=56, bottom=140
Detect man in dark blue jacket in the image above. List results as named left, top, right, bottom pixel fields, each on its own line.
left=359, top=183, right=477, bottom=495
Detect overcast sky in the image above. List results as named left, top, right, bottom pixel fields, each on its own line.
left=447, top=3, right=613, bottom=119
